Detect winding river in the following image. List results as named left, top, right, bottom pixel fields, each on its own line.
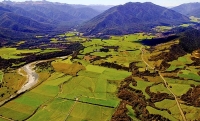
left=0, top=55, right=69, bottom=106
left=0, top=62, right=39, bottom=106
left=17, top=62, right=39, bottom=94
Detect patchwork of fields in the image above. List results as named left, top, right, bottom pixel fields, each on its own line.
left=0, top=48, right=60, bottom=59
left=0, top=32, right=200, bottom=120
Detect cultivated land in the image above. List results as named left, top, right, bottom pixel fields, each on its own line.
left=1, top=1, right=200, bottom=120
left=0, top=48, right=60, bottom=59
left=0, top=30, right=200, bottom=121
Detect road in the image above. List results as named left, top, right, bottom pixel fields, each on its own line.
left=65, top=97, right=81, bottom=121
left=140, top=46, right=187, bottom=121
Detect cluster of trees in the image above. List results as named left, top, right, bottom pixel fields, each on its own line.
left=0, top=43, right=83, bottom=70
left=100, top=62, right=129, bottom=71
left=179, top=28, right=200, bottom=53
left=140, top=35, right=179, bottom=46
left=113, top=76, right=171, bottom=121
left=181, top=85, right=200, bottom=107
left=145, top=85, right=174, bottom=103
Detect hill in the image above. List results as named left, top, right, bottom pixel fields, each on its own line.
left=179, top=28, right=200, bottom=52
left=0, top=9, right=53, bottom=32
left=0, top=1, right=101, bottom=40
left=88, top=5, right=114, bottom=12
left=188, top=9, right=200, bottom=17
left=3, top=1, right=100, bottom=26
left=0, top=4, right=54, bottom=40
left=71, top=4, right=113, bottom=12
left=172, top=2, right=200, bottom=17
left=79, top=2, right=190, bottom=35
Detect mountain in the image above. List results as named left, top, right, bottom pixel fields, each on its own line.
left=79, top=2, right=190, bottom=35
left=0, top=3, right=52, bottom=24
left=4, top=1, right=100, bottom=26
left=172, top=2, right=200, bottom=17
left=188, top=9, right=200, bottom=17
left=88, top=5, right=114, bottom=12
left=0, top=1, right=101, bottom=40
left=71, top=4, right=113, bottom=12
left=0, top=4, right=53, bottom=33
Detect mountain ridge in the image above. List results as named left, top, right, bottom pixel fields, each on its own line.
left=79, top=2, right=190, bottom=35
left=171, top=2, right=200, bottom=17
left=0, top=1, right=102, bottom=40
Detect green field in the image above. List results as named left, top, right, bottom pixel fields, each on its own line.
left=0, top=71, right=26, bottom=102
left=130, top=79, right=154, bottom=99
left=0, top=71, right=3, bottom=83
left=154, top=26, right=173, bottom=32
left=0, top=48, right=60, bottom=59
left=190, top=16, right=200, bottom=23
left=0, top=71, right=70, bottom=120
left=0, top=56, right=130, bottom=120
left=1, top=31, right=200, bottom=120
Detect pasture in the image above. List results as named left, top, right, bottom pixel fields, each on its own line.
left=1, top=31, right=200, bottom=121
left=0, top=48, right=60, bottom=59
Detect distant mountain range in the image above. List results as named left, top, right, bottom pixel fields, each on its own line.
left=2, top=1, right=101, bottom=26
left=79, top=2, right=190, bottom=35
left=0, top=1, right=102, bottom=40
left=71, top=4, right=114, bottom=12
left=0, top=1, right=197, bottom=39
left=172, top=2, right=200, bottom=17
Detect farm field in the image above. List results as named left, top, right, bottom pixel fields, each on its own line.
left=0, top=31, right=200, bottom=121
left=1, top=0, right=200, bottom=120
left=190, top=16, right=200, bottom=23
left=154, top=26, right=173, bottom=32
left=0, top=70, right=26, bottom=102
left=0, top=48, right=60, bottom=59
left=0, top=71, right=3, bottom=82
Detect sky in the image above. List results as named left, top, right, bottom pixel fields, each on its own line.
left=1, top=0, right=200, bottom=7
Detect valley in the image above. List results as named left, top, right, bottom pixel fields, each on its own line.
left=0, top=30, right=200, bottom=120
left=0, top=1, right=200, bottom=121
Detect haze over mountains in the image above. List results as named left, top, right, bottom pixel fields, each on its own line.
left=0, top=1, right=103, bottom=40
left=172, top=2, right=200, bottom=17
left=0, top=1, right=200, bottom=39
left=1, top=1, right=101, bottom=28
left=79, top=2, right=190, bottom=35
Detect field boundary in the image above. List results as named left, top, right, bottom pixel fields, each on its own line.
left=140, top=46, right=187, bottom=121
left=0, top=72, right=4, bottom=84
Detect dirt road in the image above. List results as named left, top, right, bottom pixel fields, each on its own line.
left=140, top=46, right=187, bottom=121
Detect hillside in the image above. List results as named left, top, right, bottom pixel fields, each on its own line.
left=4, top=1, right=100, bottom=26
left=88, top=5, right=114, bottom=12
left=179, top=28, right=200, bottom=52
left=0, top=4, right=54, bottom=40
left=172, top=2, right=200, bottom=17
left=0, top=1, right=101, bottom=40
left=188, top=8, right=200, bottom=17
left=71, top=4, right=113, bottom=12
left=79, top=2, right=190, bottom=35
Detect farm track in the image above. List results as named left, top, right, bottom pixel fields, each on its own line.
left=58, top=97, right=115, bottom=108
left=140, top=46, right=187, bottom=121
left=0, top=115, right=14, bottom=121
left=0, top=74, right=4, bottom=84
left=65, top=98, right=79, bottom=121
